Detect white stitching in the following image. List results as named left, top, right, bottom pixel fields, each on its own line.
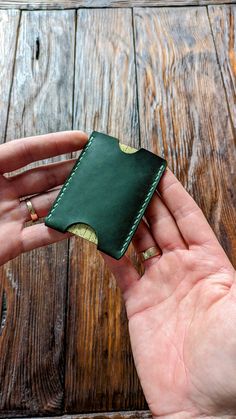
left=46, top=135, right=95, bottom=221
left=118, top=164, right=166, bottom=256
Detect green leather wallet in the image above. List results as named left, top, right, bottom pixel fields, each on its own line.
left=45, top=131, right=167, bottom=259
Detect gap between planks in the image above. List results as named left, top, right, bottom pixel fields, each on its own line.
left=0, top=1, right=235, bottom=10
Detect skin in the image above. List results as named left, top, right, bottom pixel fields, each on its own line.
left=0, top=131, right=235, bottom=419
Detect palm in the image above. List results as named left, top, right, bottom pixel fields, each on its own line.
left=129, top=249, right=235, bottom=418
left=103, top=169, right=236, bottom=418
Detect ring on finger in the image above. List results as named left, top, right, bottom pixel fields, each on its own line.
left=140, top=246, right=162, bottom=262
left=25, top=199, right=39, bottom=222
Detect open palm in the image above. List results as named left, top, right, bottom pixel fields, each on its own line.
left=0, top=131, right=87, bottom=266
left=0, top=132, right=235, bottom=418
left=103, top=168, right=236, bottom=418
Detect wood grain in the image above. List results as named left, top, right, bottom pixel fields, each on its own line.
left=65, top=8, right=145, bottom=414
left=5, top=11, right=75, bottom=139
left=0, top=5, right=235, bottom=419
left=25, top=411, right=152, bottom=419
left=0, top=0, right=235, bottom=10
left=0, top=10, right=20, bottom=143
left=0, top=10, right=75, bottom=416
left=208, top=5, right=236, bottom=129
left=134, top=6, right=236, bottom=266
left=0, top=10, right=19, bottom=362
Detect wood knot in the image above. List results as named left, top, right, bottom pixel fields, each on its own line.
left=35, top=36, right=40, bottom=60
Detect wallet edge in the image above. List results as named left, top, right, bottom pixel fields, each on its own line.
left=114, top=160, right=167, bottom=259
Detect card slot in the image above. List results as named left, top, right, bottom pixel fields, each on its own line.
left=119, top=143, right=137, bottom=154
left=68, top=222, right=98, bottom=245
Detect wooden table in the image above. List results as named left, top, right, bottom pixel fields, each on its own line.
left=0, top=1, right=235, bottom=418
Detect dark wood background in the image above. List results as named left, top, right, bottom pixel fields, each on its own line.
left=0, top=3, right=235, bottom=418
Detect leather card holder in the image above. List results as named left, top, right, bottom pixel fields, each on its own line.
left=45, top=131, right=167, bottom=259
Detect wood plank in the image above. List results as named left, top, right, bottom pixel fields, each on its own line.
left=0, top=10, right=19, bottom=365
left=65, top=8, right=145, bottom=413
left=0, top=0, right=235, bottom=10
left=5, top=10, right=75, bottom=139
left=5, top=411, right=151, bottom=418
left=208, top=5, right=236, bottom=129
left=0, top=10, right=20, bottom=144
left=134, top=6, right=236, bottom=266
left=0, top=10, right=75, bottom=416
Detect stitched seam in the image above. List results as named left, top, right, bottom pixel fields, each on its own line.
left=46, top=135, right=95, bottom=221
left=118, top=164, right=166, bottom=256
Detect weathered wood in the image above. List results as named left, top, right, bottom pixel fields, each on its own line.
left=6, top=11, right=75, bottom=139
left=0, top=10, right=75, bottom=416
left=65, top=8, right=145, bottom=413
left=0, top=10, right=19, bottom=349
left=72, top=9, right=139, bottom=144
left=8, top=411, right=151, bottom=418
left=1, top=5, right=235, bottom=419
left=208, top=5, right=236, bottom=129
left=134, top=6, right=236, bottom=266
left=0, top=10, right=20, bottom=143
left=0, top=0, right=235, bottom=10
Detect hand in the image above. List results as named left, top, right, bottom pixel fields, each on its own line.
left=102, top=168, right=236, bottom=419
left=0, top=130, right=88, bottom=266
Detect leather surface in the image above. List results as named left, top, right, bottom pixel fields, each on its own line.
left=45, top=131, right=167, bottom=259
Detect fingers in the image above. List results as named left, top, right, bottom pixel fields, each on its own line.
left=101, top=220, right=161, bottom=297
left=0, top=130, right=88, bottom=174
left=10, top=159, right=76, bottom=198
left=21, top=190, right=140, bottom=299
left=145, top=191, right=187, bottom=252
left=20, top=188, right=60, bottom=222
left=158, top=168, right=218, bottom=247
left=21, top=223, right=71, bottom=253
left=100, top=252, right=140, bottom=298
left=132, top=219, right=162, bottom=267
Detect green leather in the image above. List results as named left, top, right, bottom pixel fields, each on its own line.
left=45, top=131, right=167, bottom=259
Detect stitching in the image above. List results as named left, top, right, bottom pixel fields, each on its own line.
left=46, top=134, right=95, bottom=221
left=118, top=164, right=166, bottom=256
